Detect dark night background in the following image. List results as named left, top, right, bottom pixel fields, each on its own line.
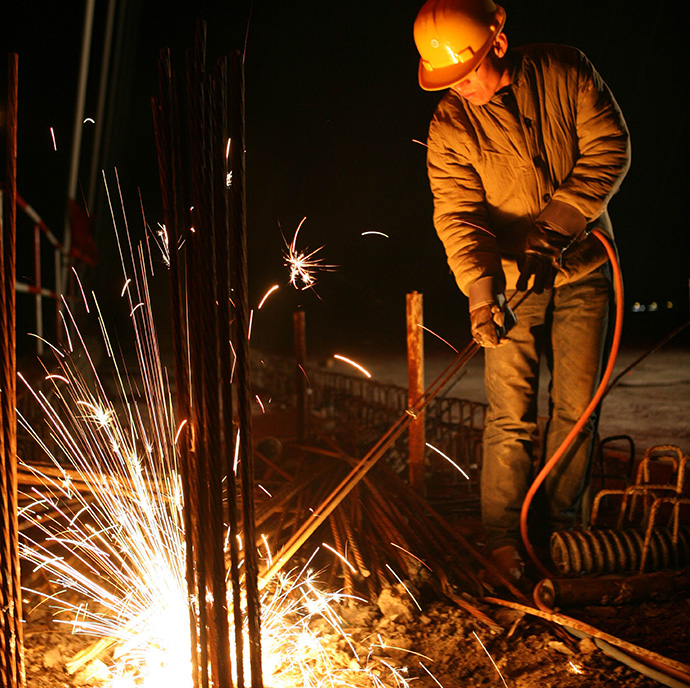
left=2, top=0, right=689, bottom=363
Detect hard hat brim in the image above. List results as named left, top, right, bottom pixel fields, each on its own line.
left=417, top=4, right=506, bottom=91
left=418, top=54, right=487, bottom=91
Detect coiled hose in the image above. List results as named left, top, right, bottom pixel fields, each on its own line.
left=520, top=229, right=625, bottom=578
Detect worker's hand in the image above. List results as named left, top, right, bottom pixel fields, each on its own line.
left=469, top=295, right=517, bottom=348
left=516, top=223, right=573, bottom=294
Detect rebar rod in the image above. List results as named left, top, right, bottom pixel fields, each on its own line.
left=212, top=55, right=245, bottom=688
left=487, top=595, right=690, bottom=684
left=0, top=53, right=26, bottom=688
left=152, top=47, right=201, bottom=688
left=259, top=340, right=480, bottom=586
left=228, top=49, right=264, bottom=688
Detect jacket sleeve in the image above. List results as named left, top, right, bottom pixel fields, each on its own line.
left=427, top=115, right=505, bottom=298
left=540, top=50, right=631, bottom=235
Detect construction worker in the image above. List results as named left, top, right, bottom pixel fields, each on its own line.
left=414, top=0, right=630, bottom=582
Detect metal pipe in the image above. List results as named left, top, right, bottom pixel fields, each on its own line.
left=62, top=0, right=96, bottom=287
left=406, top=291, right=425, bottom=495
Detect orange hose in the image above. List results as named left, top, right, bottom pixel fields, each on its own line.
left=520, top=229, right=624, bottom=578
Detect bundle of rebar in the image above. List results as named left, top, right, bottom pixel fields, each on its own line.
left=152, top=24, right=261, bottom=688
left=0, top=53, right=27, bottom=688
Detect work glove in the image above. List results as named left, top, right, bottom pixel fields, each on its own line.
left=468, top=278, right=517, bottom=347
left=516, top=222, right=575, bottom=294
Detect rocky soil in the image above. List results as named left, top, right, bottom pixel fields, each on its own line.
left=22, top=577, right=688, bottom=688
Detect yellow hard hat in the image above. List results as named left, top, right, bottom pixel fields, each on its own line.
left=414, top=0, right=506, bottom=91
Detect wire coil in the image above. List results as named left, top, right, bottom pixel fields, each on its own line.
left=550, top=527, right=690, bottom=576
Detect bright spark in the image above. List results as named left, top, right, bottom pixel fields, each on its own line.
left=50, top=126, right=57, bottom=150
left=361, top=231, right=389, bottom=238
left=149, top=223, right=171, bottom=267
left=255, top=394, right=266, bottom=413
left=472, top=631, right=508, bottom=688
left=333, top=354, right=372, bottom=379
left=72, top=267, right=91, bottom=313
left=17, top=195, right=439, bottom=688
left=384, top=564, right=422, bottom=610
left=258, top=284, right=280, bottom=309
left=174, top=419, right=188, bottom=445
left=321, top=543, right=357, bottom=574
left=45, top=374, right=70, bottom=384
left=416, top=324, right=459, bottom=353
left=568, top=661, right=585, bottom=674
left=27, top=333, right=65, bottom=358
left=233, top=427, right=241, bottom=473
left=389, top=543, right=433, bottom=572
left=425, top=442, right=470, bottom=479
left=297, top=364, right=311, bottom=387
left=419, top=662, right=445, bottom=687
left=283, top=217, right=334, bottom=290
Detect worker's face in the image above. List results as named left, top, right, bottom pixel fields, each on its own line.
left=450, top=34, right=509, bottom=106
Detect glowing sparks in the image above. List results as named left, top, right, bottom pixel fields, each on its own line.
left=472, top=631, right=508, bottom=688
left=416, top=324, right=459, bottom=353
left=258, top=284, right=280, bottom=309
left=72, top=266, right=91, bottom=313
left=233, top=427, right=241, bottom=473
left=425, top=442, right=470, bottom=479
left=283, top=217, right=334, bottom=290
left=255, top=394, right=266, bottom=413
left=333, top=354, right=372, bottom=379
left=321, top=542, right=357, bottom=574
left=84, top=117, right=95, bottom=124
left=568, top=660, right=585, bottom=674
left=45, top=374, right=70, bottom=384
left=150, top=223, right=171, bottom=267
left=419, top=662, right=445, bottom=687
left=384, top=564, right=422, bottom=611
left=174, top=419, right=188, bottom=445
left=361, top=231, right=389, bottom=238
left=50, top=126, right=57, bottom=150
left=17, top=193, right=439, bottom=688
left=27, top=333, right=65, bottom=358
left=389, top=543, right=433, bottom=572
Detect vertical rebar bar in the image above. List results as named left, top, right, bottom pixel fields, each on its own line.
left=0, top=53, right=26, bottom=688
left=228, top=48, right=264, bottom=688
left=406, top=291, right=425, bottom=495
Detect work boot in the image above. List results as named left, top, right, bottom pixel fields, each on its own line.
left=481, top=544, right=526, bottom=589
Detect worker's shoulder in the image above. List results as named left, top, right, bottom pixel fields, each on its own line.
left=428, top=90, right=470, bottom=137
left=515, top=43, right=590, bottom=71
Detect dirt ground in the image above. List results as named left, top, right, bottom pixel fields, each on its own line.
left=20, top=577, right=689, bottom=688
left=18, top=345, right=690, bottom=687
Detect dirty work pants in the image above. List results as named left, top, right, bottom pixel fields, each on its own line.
left=480, top=267, right=611, bottom=551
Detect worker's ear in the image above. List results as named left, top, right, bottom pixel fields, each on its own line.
left=492, top=32, right=508, bottom=59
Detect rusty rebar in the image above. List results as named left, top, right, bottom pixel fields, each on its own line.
left=228, top=48, right=264, bottom=688
left=259, top=340, right=481, bottom=587
left=152, top=27, right=254, bottom=688
left=1, top=52, right=26, bottom=688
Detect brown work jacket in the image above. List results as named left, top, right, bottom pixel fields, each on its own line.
left=426, top=44, right=631, bottom=300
